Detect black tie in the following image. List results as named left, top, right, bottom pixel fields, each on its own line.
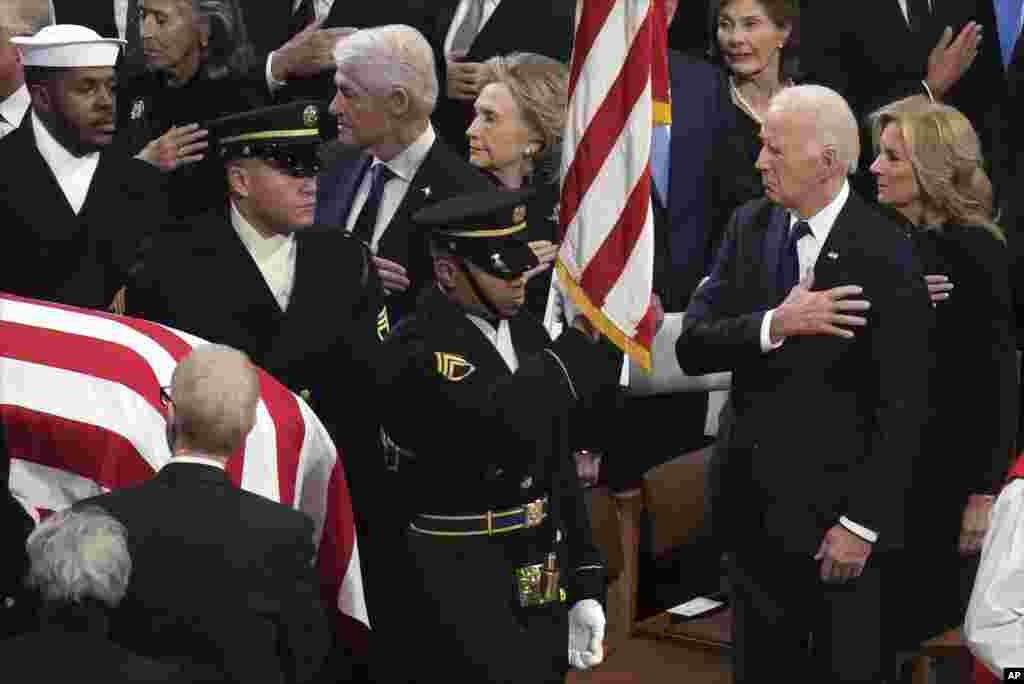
left=779, top=220, right=812, bottom=295
left=907, top=0, right=931, bottom=33
left=290, top=0, right=316, bottom=38
left=124, top=0, right=144, bottom=72
left=351, top=163, right=395, bottom=245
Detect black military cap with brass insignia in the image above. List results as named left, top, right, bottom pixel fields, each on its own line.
left=205, top=100, right=333, bottom=178
left=413, top=188, right=541, bottom=279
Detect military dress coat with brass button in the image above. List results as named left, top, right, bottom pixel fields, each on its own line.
left=125, top=208, right=387, bottom=531
left=375, top=285, right=620, bottom=684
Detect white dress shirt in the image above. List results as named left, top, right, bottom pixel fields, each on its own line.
left=231, top=202, right=297, bottom=311
left=162, top=454, right=227, bottom=470
left=965, top=479, right=1024, bottom=676
left=344, top=124, right=436, bottom=252
left=32, top=111, right=101, bottom=215
left=0, top=85, right=30, bottom=139
left=444, top=0, right=502, bottom=56
left=467, top=313, right=519, bottom=372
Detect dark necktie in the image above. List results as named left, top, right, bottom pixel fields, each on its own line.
left=124, top=0, right=144, bottom=71
left=290, top=0, right=316, bottom=38
left=351, top=162, right=395, bottom=245
left=907, top=0, right=931, bottom=34
left=779, top=220, right=812, bottom=295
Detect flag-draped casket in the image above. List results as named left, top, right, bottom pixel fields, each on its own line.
left=0, top=292, right=368, bottom=630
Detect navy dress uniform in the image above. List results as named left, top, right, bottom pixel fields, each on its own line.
left=376, top=189, right=621, bottom=683
left=126, top=101, right=387, bottom=542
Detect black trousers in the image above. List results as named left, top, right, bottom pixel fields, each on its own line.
left=728, top=548, right=890, bottom=683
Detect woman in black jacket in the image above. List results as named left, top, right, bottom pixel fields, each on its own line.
left=870, top=95, right=1018, bottom=650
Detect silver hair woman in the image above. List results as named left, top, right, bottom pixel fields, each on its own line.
left=140, top=0, right=254, bottom=83
left=26, top=506, right=131, bottom=610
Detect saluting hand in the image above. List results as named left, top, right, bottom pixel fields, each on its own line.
left=136, top=123, right=209, bottom=173
left=271, top=19, right=358, bottom=82
left=523, top=240, right=558, bottom=282
left=926, top=22, right=983, bottom=100
left=769, top=272, right=870, bottom=343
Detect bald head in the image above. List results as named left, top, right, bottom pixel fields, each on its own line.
left=333, top=24, right=438, bottom=119
left=769, top=84, right=860, bottom=175
left=168, top=344, right=260, bottom=460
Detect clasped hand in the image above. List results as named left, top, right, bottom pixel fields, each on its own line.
left=769, top=272, right=870, bottom=342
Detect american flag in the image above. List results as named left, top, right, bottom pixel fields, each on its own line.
left=555, top=0, right=670, bottom=370
left=0, top=293, right=368, bottom=632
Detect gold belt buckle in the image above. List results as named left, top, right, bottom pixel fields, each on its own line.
left=524, top=498, right=546, bottom=528
left=514, top=553, right=563, bottom=608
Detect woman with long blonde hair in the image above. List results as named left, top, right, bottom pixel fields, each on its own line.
left=870, top=95, right=1017, bottom=657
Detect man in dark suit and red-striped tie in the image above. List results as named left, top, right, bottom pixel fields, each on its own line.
left=677, top=84, right=931, bottom=683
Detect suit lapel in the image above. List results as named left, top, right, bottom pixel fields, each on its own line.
left=13, top=121, right=82, bottom=240
left=761, top=205, right=788, bottom=297
left=316, top=153, right=371, bottom=230
left=208, top=215, right=285, bottom=325
left=376, top=141, right=441, bottom=260
left=422, top=287, right=511, bottom=378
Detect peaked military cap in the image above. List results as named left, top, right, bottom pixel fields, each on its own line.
left=205, top=100, right=332, bottom=177
left=413, top=188, right=540, bottom=279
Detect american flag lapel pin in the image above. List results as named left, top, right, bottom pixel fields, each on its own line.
left=422, top=186, right=432, bottom=198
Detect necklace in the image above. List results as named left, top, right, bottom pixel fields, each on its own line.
left=730, top=77, right=785, bottom=124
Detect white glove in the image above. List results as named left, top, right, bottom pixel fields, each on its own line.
left=568, top=598, right=605, bottom=670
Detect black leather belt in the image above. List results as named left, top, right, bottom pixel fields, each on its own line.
left=410, top=498, right=548, bottom=537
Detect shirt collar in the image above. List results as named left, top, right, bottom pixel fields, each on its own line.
left=1, top=85, right=30, bottom=127
left=32, top=109, right=100, bottom=172
left=375, top=123, right=436, bottom=183
left=789, top=179, right=850, bottom=242
left=230, top=201, right=294, bottom=262
left=164, top=454, right=226, bottom=470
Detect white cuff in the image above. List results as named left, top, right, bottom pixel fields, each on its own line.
left=921, top=80, right=935, bottom=102
left=760, top=309, right=783, bottom=352
left=266, top=51, right=287, bottom=92
left=839, top=516, right=879, bottom=543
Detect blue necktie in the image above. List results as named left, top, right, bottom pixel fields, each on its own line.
left=351, top=162, right=394, bottom=245
left=651, top=124, right=671, bottom=207
left=997, top=0, right=1024, bottom=68
left=779, top=220, right=812, bottom=296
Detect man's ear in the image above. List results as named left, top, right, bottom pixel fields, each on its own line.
left=226, top=161, right=250, bottom=198
left=820, top=145, right=840, bottom=180
left=387, top=86, right=412, bottom=119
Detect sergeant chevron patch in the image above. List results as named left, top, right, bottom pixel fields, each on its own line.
left=434, top=352, right=476, bottom=382
left=377, top=306, right=390, bottom=341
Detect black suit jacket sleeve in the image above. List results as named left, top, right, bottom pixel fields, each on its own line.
left=676, top=205, right=772, bottom=374
left=844, top=233, right=930, bottom=535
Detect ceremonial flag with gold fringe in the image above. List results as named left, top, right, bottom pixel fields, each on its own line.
left=555, top=0, right=670, bottom=370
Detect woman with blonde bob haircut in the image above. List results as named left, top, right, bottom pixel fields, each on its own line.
left=869, top=95, right=1017, bottom=660
left=466, top=52, right=569, bottom=317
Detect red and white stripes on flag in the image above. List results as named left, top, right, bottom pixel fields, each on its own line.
left=0, top=293, right=368, bottom=630
left=557, top=0, right=670, bottom=370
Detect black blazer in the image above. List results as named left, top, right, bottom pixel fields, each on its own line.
left=801, top=0, right=1012, bottom=186
left=77, top=462, right=330, bottom=684
left=0, top=117, right=168, bottom=309
left=125, top=210, right=386, bottom=526
left=421, top=0, right=575, bottom=152
left=315, top=136, right=493, bottom=325
left=678, top=191, right=932, bottom=553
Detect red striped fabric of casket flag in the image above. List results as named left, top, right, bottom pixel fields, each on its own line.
left=0, top=293, right=368, bottom=634
left=556, top=0, right=669, bottom=370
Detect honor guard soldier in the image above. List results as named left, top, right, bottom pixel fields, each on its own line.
left=376, top=188, right=621, bottom=683
left=126, top=101, right=388, bottom=555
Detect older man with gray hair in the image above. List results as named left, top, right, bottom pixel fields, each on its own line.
left=316, top=23, right=492, bottom=326
left=677, top=84, right=932, bottom=682
left=0, top=506, right=199, bottom=680
left=75, top=344, right=332, bottom=684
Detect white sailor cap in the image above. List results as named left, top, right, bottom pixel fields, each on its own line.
left=11, top=25, right=125, bottom=68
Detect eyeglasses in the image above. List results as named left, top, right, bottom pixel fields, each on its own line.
left=159, top=386, right=173, bottom=407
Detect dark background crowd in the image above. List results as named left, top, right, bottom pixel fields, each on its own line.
left=0, top=0, right=1022, bottom=682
